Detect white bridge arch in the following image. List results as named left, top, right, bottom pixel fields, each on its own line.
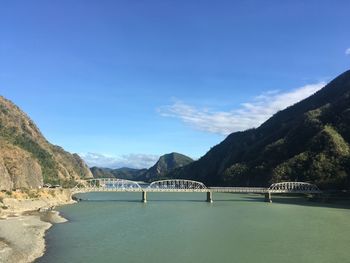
left=148, top=179, right=207, bottom=191
left=75, top=178, right=142, bottom=192
left=268, top=182, right=321, bottom=193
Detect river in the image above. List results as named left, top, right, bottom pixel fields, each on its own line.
left=37, top=192, right=350, bottom=263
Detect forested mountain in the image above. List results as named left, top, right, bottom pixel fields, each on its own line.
left=170, top=70, right=350, bottom=190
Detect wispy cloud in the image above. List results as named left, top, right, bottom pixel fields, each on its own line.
left=159, top=82, right=326, bottom=135
left=80, top=152, right=159, bottom=169
left=346, top=48, right=350, bottom=55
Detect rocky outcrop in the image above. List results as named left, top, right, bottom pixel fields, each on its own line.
left=143, top=152, right=193, bottom=181
left=0, top=96, right=93, bottom=190
left=0, top=143, right=43, bottom=190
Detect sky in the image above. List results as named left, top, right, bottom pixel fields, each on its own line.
left=1, top=0, right=349, bottom=168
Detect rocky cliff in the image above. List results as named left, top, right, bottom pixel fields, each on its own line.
left=0, top=96, right=93, bottom=190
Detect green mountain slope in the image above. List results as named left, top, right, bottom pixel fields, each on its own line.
left=0, top=96, right=93, bottom=190
left=170, top=70, right=350, bottom=189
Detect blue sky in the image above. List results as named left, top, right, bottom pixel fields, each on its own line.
left=1, top=0, right=349, bottom=168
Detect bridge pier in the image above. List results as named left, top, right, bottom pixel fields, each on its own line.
left=265, top=192, right=272, bottom=203
left=206, top=191, right=213, bottom=203
left=142, top=191, right=147, bottom=203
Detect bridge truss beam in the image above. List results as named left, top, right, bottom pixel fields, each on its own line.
left=72, top=179, right=322, bottom=203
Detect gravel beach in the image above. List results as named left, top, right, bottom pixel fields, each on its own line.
left=0, top=189, right=73, bottom=263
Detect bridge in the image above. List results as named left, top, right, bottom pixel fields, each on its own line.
left=73, top=178, right=322, bottom=203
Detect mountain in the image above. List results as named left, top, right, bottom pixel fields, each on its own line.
left=143, top=152, right=193, bottom=180
left=90, top=152, right=193, bottom=181
left=0, top=96, right=93, bottom=190
left=90, top=167, right=147, bottom=180
left=170, top=70, right=350, bottom=190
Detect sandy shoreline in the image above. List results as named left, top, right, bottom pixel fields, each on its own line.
left=0, top=189, right=74, bottom=263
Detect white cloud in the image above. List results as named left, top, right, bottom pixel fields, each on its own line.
left=346, top=48, right=350, bottom=55
left=159, top=82, right=326, bottom=135
left=80, top=152, right=159, bottom=169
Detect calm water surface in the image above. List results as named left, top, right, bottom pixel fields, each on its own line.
left=37, top=193, right=350, bottom=263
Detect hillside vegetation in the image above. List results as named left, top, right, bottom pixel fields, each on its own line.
left=170, top=70, right=350, bottom=190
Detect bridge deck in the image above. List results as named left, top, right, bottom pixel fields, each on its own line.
left=209, top=187, right=268, bottom=193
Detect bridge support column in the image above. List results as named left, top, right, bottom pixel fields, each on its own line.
left=265, top=192, right=272, bottom=203
left=206, top=191, right=213, bottom=203
left=142, top=191, right=147, bottom=203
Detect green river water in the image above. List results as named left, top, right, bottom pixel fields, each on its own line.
left=37, top=192, right=350, bottom=263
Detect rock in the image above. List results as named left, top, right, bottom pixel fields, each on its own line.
left=0, top=95, right=93, bottom=191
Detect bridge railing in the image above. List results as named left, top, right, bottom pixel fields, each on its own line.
left=209, top=187, right=268, bottom=193
left=74, top=187, right=142, bottom=192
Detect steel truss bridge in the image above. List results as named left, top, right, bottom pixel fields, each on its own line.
left=73, top=178, right=322, bottom=203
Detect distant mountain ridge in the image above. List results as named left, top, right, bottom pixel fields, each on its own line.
left=169, top=70, right=350, bottom=190
left=90, top=167, right=147, bottom=180
left=90, top=152, right=193, bottom=181
left=143, top=152, right=193, bottom=180
left=0, top=96, right=93, bottom=190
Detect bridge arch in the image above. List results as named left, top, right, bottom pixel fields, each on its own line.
left=148, top=179, right=207, bottom=190
left=84, top=178, right=142, bottom=190
left=268, top=182, right=321, bottom=193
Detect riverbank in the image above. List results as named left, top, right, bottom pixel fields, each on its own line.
left=0, top=189, right=74, bottom=263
